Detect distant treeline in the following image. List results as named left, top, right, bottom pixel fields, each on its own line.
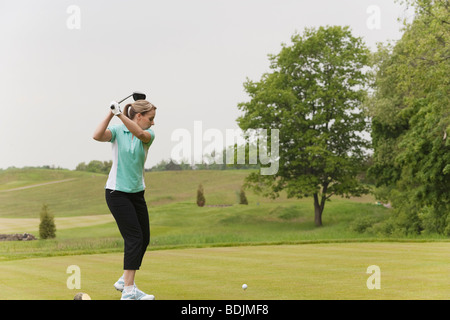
left=1, top=165, right=67, bottom=171
left=75, top=159, right=260, bottom=174
left=75, top=160, right=112, bottom=174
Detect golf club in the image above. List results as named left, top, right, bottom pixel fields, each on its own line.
left=110, top=91, right=146, bottom=113
left=117, top=91, right=147, bottom=104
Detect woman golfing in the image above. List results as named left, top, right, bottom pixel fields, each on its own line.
left=93, top=99, right=156, bottom=300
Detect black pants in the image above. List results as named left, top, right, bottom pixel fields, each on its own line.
left=105, top=189, right=150, bottom=270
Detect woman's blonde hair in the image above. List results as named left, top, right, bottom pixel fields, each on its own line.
left=123, top=100, right=157, bottom=120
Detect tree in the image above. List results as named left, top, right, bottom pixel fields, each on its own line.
left=165, top=160, right=182, bottom=171
left=39, top=204, right=56, bottom=239
left=239, top=187, right=249, bottom=205
left=237, top=26, right=371, bottom=226
left=76, top=160, right=112, bottom=174
left=197, top=184, right=206, bottom=207
left=368, top=0, right=450, bottom=235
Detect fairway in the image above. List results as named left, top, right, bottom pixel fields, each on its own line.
left=0, top=215, right=114, bottom=234
left=0, top=242, right=448, bottom=300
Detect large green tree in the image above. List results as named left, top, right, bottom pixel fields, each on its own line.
left=237, top=26, right=371, bottom=226
left=368, top=0, right=450, bottom=235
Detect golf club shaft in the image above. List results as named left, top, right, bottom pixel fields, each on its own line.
left=118, top=94, right=133, bottom=104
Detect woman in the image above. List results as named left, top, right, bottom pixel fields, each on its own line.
left=93, top=99, right=156, bottom=300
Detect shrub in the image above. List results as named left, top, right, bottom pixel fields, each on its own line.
left=349, top=216, right=376, bottom=233
left=197, top=184, right=205, bottom=207
left=39, top=204, right=56, bottom=239
left=239, top=187, right=248, bottom=205
left=418, top=205, right=449, bottom=235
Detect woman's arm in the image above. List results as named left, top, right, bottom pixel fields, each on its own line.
left=117, top=113, right=152, bottom=144
left=93, top=112, right=114, bottom=142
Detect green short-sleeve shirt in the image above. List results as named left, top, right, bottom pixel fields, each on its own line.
left=105, top=124, right=155, bottom=193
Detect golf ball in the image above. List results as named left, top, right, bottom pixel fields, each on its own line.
left=242, top=284, right=248, bottom=290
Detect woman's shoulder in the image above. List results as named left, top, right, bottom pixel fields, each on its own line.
left=108, top=123, right=127, bottom=132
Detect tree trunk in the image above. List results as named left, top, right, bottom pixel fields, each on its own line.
left=313, top=193, right=324, bottom=227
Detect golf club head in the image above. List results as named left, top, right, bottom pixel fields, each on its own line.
left=132, top=91, right=146, bottom=101
left=117, top=91, right=147, bottom=104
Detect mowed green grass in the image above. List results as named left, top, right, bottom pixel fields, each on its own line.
left=0, top=200, right=393, bottom=261
left=0, top=168, right=448, bottom=300
left=0, top=243, right=448, bottom=300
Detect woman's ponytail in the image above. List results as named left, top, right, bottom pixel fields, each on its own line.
left=123, top=104, right=137, bottom=119
left=123, top=100, right=156, bottom=120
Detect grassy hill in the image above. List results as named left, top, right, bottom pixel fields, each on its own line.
left=0, top=168, right=375, bottom=218
left=0, top=168, right=446, bottom=261
left=0, top=168, right=278, bottom=218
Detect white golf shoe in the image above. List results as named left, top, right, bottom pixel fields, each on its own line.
left=120, top=285, right=155, bottom=300
left=115, top=276, right=155, bottom=300
left=114, top=275, right=125, bottom=292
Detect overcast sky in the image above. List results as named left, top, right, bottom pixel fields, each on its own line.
left=0, top=0, right=411, bottom=170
